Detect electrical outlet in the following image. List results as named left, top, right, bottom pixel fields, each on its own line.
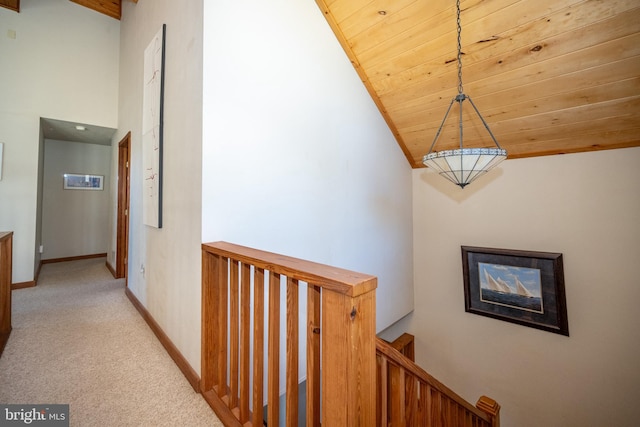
left=39, top=245, right=44, bottom=253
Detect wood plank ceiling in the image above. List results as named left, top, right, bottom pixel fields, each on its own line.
left=0, top=1, right=135, bottom=19
left=316, top=0, right=640, bottom=168
left=69, top=0, right=123, bottom=20
left=0, top=0, right=19, bottom=13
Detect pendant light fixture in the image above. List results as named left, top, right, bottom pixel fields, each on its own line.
left=422, top=0, right=507, bottom=189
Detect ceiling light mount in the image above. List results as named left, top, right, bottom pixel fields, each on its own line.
left=422, top=0, right=506, bottom=189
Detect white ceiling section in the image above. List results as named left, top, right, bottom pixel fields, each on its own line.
left=41, top=118, right=116, bottom=146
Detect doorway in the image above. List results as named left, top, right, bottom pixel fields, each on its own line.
left=116, top=132, right=131, bottom=283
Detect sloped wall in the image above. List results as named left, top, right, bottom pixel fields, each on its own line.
left=202, top=0, right=414, bottom=336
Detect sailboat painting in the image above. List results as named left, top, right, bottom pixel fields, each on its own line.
left=462, top=246, right=568, bottom=335
left=479, top=262, right=543, bottom=313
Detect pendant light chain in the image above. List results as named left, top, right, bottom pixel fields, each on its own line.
left=422, top=0, right=507, bottom=189
left=456, top=0, right=463, bottom=95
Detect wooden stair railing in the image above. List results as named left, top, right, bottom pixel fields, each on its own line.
left=201, top=241, right=377, bottom=427
left=202, top=241, right=499, bottom=427
left=376, top=337, right=500, bottom=427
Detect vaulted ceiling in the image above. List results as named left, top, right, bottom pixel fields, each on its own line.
left=4, top=0, right=638, bottom=168
left=316, top=0, right=640, bottom=168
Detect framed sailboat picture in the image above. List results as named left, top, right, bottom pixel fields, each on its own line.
left=461, top=246, right=569, bottom=336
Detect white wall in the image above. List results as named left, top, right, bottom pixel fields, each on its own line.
left=42, top=140, right=111, bottom=259
left=0, top=0, right=119, bottom=282
left=202, top=0, right=414, bottom=335
left=406, top=147, right=640, bottom=426
left=112, top=0, right=204, bottom=371
left=114, top=0, right=412, bottom=383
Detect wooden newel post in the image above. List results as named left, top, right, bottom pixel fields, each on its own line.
left=321, top=284, right=377, bottom=426
left=476, top=395, right=501, bottom=427
left=200, top=250, right=218, bottom=393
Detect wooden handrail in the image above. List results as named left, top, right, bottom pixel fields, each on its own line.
left=376, top=337, right=500, bottom=426
left=206, top=241, right=377, bottom=296
left=0, top=232, right=13, bottom=357
left=201, top=241, right=377, bottom=426
left=201, top=241, right=498, bottom=427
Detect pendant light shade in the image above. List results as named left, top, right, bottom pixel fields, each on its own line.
left=423, top=0, right=506, bottom=188
left=423, top=147, right=507, bottom=189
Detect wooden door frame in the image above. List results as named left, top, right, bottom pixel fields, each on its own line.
left=116, top=132, right=131, bottom=283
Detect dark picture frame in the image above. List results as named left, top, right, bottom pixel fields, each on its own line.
left=461, top=246, right=569, bottom=336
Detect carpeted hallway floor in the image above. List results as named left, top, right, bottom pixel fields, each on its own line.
left=0, top=258, right=223, bottom=426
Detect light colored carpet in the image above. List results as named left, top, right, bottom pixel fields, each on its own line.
left=0, top=258, right=223, bottom=427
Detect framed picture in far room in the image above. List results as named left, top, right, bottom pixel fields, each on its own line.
left=461, top=246, right=569, bottom=336
left=63, top=173, right=104, bottom=190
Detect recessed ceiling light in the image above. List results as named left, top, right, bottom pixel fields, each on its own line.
left=75, top=125, right=87, bottom=131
